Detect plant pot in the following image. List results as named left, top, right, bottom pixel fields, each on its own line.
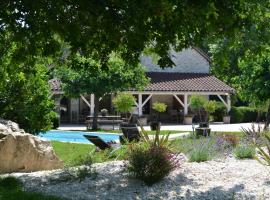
left=199, top=122, right=209, bottom=128
left=184, top=116, right=193, bottom=125
left=150, top=121, right=161, bottom=131
left=195, top=127, right=211, bottom=137
left=101, top=112, right=107, bottom=117
left=223, top=116, right=230, bottom=124
left=138, top=116, right=147, bottom=126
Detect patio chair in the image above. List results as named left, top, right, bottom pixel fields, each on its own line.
left=119, top=123, right=141, bottom=144
left=84, top=135, right=111, bottom=150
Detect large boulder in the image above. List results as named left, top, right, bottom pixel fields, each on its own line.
left=0, top=119, right=24, bottom=134
left=0, top=120, right=63, bottom=173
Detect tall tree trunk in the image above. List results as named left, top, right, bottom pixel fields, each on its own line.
left=92, top=95, right=100, bottom=131
left=264, top=102, right=270, bottom=130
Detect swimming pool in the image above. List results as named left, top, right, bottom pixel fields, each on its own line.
left=39, top=130, right=121, bottom=144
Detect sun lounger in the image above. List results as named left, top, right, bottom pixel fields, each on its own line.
left=84, top=135, right=111, bottom=150
left=119, top=123, right=141, bottom=144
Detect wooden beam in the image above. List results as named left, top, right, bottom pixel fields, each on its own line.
left=217, top=95, right=228, bottom=109
left=142, top=94, right=152, bottom=107
left=80, top=94, right=91, bottom=108
left=173, top=94, right=184, bottom=107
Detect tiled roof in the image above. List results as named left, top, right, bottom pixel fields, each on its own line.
left=135, top=72, right=235, bottom=93
left=49, top=73, right=235, bottom=93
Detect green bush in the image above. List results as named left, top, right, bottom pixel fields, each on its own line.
left=233, top=144, right=255, bottom=159
left=230, top=106, right=265, bottom=123
left=212, top=102, right=227, bottom=121
left=127, top=143, right=179, bottom=185
left=189, top=145, right=212, bottom=162
left=51, top=113, right=60, bottom=129
left=113, top=93, right=136, bottom=114
left=152, top=102, right=167, bottom=113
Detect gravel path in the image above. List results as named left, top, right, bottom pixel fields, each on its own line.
left=11, top=158, right=270, bottom=200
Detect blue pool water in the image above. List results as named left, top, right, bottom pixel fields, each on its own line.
left=39, top=130, right=121, bottom=144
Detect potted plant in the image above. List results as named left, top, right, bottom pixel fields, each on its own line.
left=150, top=102, right=167, bottom=130
left=223, top=112, right=231, bottom=124
left=189, top=95, right=217, bottom=136
left=189, top=95, right=207, bottom=124
left=101, top=108, right=108, bottom=116
left=112, top=93, right=136, bottom=124
left=184, top=114, right=193, bottom=125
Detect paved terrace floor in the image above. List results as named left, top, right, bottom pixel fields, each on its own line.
left=58, top=123, right=267, bottom=132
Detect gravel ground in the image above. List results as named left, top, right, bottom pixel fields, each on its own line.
left=11, top=157, right=270, bottom=200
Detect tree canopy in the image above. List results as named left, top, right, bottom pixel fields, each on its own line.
left=0, top=41, right=55, bottom=134
left=208, top=5, right=270, bottom=127
left=57, top=54, right=148, bottom=129
left=1, top=0, right=266, bottom=67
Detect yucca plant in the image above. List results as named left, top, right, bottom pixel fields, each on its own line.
left=137, top=120, right=170, bottom=148
left=254, top=134, right=270, bottom=166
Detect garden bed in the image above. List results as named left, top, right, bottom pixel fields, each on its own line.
left=11, top=158, right=270, bottom=200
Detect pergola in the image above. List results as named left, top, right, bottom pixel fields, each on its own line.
left=127, top=72, right=235, bottom=116
left=49, top=72, right=235, bottom=120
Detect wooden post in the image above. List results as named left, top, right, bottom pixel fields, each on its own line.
left=138, top=93, right=142, bottom=116
left=227, top=95, right=231, bottom=113
left=90, top=94, right=95, bottom=116
left=184, top=94, right=188, bottom=115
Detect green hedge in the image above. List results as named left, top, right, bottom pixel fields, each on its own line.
left=230, top=106, right=265, bottom=123
left=212, top=102, right=227, bottom=122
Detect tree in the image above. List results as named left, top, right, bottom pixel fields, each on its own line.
left=0, top=43, right=55, bottom=134
left=113, top=93, right=136, bottom=122
left=57, top=54, right=149, bottom=130
left=152, top=102, right=167, bottom=121
left=1, top=1, right=266, bottom=68
left=189, top=95, right=207, bottom=122
left=209, top=11, right=270, bottom=129
left=189, top=95, right=217, bottom=122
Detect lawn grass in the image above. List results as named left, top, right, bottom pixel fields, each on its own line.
left=0, top=177, right=63, bottom=200
left=51, top=141, right=124, bottom=165
left=52, top=141, right=95, bottom=166
left=52, top=130, right=242, bottom=166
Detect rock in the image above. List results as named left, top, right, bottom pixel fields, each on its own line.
left=0, top=119, right=24, bottom=133
left=0, top=121, right=63, bottom=173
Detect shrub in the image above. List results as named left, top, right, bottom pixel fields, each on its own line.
left=233, top=144, right=255, bottom=159
left=241, top=123, right=264, bottom=145
left=152, top=102, right=167, bottom=113
left=63, top=153, right=97, bottom=182
left=51, top=112, right=60, bottom=129
left=212, top=102, right=227, bottom=121
left=113, top=93, right=136, bottom=114
left=127, top=143, right=179, bottom=185
left=220, top=134, right=240, bottom=147
left=189, top=140, right=213, bottom=162
left=113, top=93, right=136, bottom=121
left=230, top=106, right=266, bottom=123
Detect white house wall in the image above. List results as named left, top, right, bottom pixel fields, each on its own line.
left=140, top=48, right=210, bottom=73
